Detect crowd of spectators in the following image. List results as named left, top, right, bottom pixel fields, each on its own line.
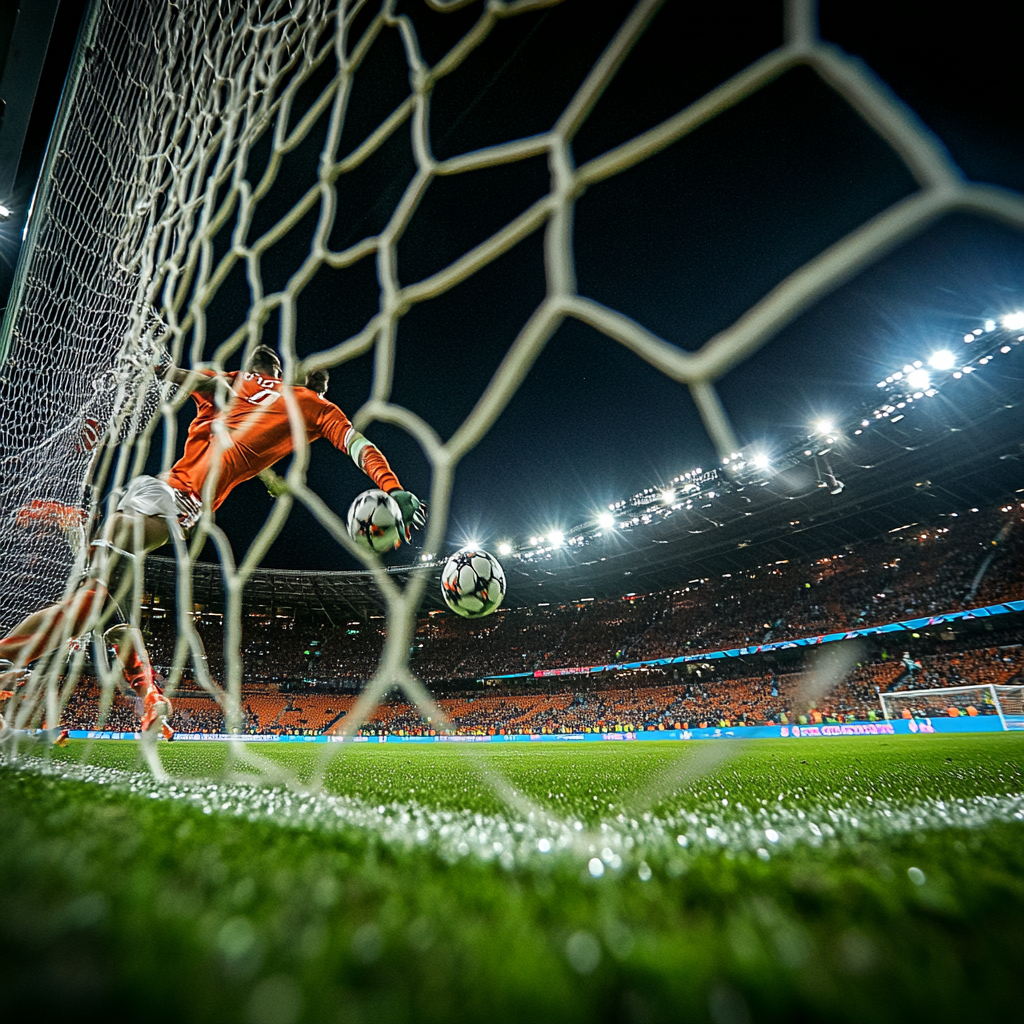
left=54, top=642, right=1022, bottom=735
left=42, top=503, right=1022, bottom=735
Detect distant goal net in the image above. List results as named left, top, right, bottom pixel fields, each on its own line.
left=880, top=685, right=1024, bottom=730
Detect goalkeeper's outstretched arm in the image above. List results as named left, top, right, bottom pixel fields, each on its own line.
left=314, top=396, right=427, bottom=542
left=156, top=361, right=222, bottom=392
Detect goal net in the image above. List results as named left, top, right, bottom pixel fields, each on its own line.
left=880, top=685, right=1024, bottom=729
left=1, top=0, right=1022, bottom=787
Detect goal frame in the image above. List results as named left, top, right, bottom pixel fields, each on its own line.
left=878, top=684, right=1024, bottom=731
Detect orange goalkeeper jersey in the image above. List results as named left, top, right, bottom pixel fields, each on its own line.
left=164, top=370, right=401, bottom=509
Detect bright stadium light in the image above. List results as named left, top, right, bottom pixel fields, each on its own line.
left=752, top=452, right=770, bottom=469
left=0, top=204, right=10, bottom=220
left=598, top=512, right=615, bottom=529
left=497, top=541, right=512, bottom=556
left=660, top=488, right=674, bottom=505
left=1003, top=312, right=1024, bottom=330
left=984, top=319, right=996, bottom=332
left=815, top=419, right=833, bottom=434
left=906, top=368, right=930, bottom=389
left=548, top=530, right=564, bottom=547
left=929, top=350, right=955, bottom=370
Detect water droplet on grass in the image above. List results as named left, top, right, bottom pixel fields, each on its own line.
left=907, top=866, right=926, bottom=885
left=566, top=931, right=601, bottom=974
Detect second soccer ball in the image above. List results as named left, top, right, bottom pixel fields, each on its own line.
left=441, top=549, right=506, bottom=618
left=347, top=489, right=404, bottom=553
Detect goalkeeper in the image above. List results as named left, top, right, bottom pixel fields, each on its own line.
left=0, top=346, right=425, bottom=725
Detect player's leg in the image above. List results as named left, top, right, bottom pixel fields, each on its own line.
left=0, top=511, right=171, bottom=665
left=103, top=623, right=173, bottom=740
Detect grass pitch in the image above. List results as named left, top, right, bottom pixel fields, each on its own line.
left=1, top=734, right=1021, bottom=1023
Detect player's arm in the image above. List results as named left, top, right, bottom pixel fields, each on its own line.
left=156, top=362, right=221, bottom=393
left=320, top=402, right=426, bottom=539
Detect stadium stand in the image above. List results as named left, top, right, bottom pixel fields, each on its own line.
left=45, top=504, right=1022, bottom=736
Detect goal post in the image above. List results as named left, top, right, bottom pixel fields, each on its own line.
left=879, top=685, right=1024, bottom=731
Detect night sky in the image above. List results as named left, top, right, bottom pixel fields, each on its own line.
left=38, top=2, right=1024, bottom=572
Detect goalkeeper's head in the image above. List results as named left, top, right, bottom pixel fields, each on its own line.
left=305, top=369, right=329, bottom=396
left=248, top=345, right=282, bottom=378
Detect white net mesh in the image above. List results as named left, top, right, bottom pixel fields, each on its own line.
left=1, top=0, right=1023, bottom=776
left=880, top=684, right=1008, bottom=723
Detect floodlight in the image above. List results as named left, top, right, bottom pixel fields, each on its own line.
left=467, top=539, right=480, bottom=549
left=984, top=319, right=996, bottom=332
left=907, top=368, right=929, bottom=389
left=963, top=334, right=973, bottom=343
left=497, top=541, right=512, bottom=556
left=929, top=350, right=955, bottom=370
left=752, top=453, right=770, bottom=469
left=815, top=419, right=833, bottom=434
left=1002, top=312, right=1024, bottom=330
left=548, top=530, right=564, bottom=547
left=598, top=512, right=615, bottom=529
left=0, top=204, right=10, bottom=220
left=1001, top=345, right=1011, bottom=354
left=660, top=488, right=674, bottom=504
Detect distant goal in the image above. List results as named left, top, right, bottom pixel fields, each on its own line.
left=880, top=685, right=1024, bottom=731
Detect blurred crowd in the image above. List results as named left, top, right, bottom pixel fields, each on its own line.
left=54, top=642, right=1022, bottom=736
left=37, top=503, right=1024, bottom=735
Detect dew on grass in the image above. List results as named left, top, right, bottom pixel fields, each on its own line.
left=908, top=866, right=926, bottom=885
left=566, top=931, right=601, bottom=974
left=588, top=857, right=605, bottom=878
left=7, top=740, right=1024, bottom=875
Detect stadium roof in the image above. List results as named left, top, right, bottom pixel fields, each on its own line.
left=147, top=375, right=1022, bottom=617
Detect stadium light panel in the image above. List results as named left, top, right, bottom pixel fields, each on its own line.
left=907, top=368, right=929, bottom=389
left=0, top=204, right=10, bottom=219
left=984, top=320, right=996, bottom=331
left=1002, top=312, right=1024, bottom=330
left=815, top=419, right=833, bottom=434
left=752, top=453, right=770, bottom=469
left=548, top=530, right=564, bottom=547
left=598, top=513, right=615, bottom=529
left=497, top=542, right=512, bottom=556
left=660, top=488, right=674, bottom=505
left=929, top=350, right=955, bottom=370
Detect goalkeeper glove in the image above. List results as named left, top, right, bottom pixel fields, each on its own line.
left=259, top=469, right=288, bottom=498
left=387, top=489, right=427, bottom=542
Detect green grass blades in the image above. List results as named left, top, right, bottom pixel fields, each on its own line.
left=1, top=734, right=1021, bottom=1022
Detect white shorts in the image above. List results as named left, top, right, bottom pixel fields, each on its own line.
left=116, top=476, right=202, bottom=537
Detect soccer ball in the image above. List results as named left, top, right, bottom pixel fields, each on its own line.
left=441, top=549, right=506, bottom=618
left=347, top=489, right=403, bottom=553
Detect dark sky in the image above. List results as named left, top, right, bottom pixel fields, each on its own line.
left=31, top=1, right=1024, bottom=572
